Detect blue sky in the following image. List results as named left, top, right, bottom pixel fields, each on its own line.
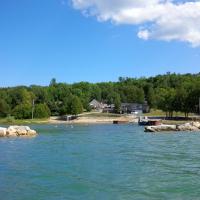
left=0, top=0, right=200, bottom=86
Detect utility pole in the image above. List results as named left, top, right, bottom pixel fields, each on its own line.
left=32, top=99, right=35, bottom=120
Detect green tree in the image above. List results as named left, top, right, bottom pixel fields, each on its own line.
left=9, top=88, right=34, bottom=109
left=0, top=99, right=10, bottom=117
left=155, top=88, right=176, bottom=117
left=58, top=95, right=74, bottom=115
left=12, top=104, right=32, bottom=119
left=114, top=94, right=121, bottom=113
left=49, top=78, right=57, bottom=87
left=173, top=86, right=188, bottom=116
left=34, top=104, right=51, bottom=118
left=70, top=96, right=83, bottom=115
left=144, top=84, right=155, bottom=108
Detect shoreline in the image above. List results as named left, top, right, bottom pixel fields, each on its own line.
left=0, top=114, right=138, bottom=125
left=48, top=115, right=138, bottom=124
left=0, top=115, right=198, bottom=126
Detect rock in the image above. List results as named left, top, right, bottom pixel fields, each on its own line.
left=7, top=131, right=17, bottom=137
left=5, top=126, right=37, bottom=137
left=0, top=128, right=7, bottom=137
left=27, top=130, right=37, bottom=135
left=145, top=122, right=200, bottom=133
left=144, top=126, right=156, bottom=132
left=177, top=123, right=199, bottom=131
left=145, top=125, right=177, bottom=132
left=191, top=122, right=200, bottom=129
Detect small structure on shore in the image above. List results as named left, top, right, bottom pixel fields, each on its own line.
left=0, top=126, right=37, bottom=137
left=121, top=102, right=150, bottom=114
left=145, top=122, right=200, bottom=132
left=103, top=104, right=115, bottom=113
left=113, top=120, right=129, bottom=124
left=60, top=115, right=77, bottom=121
left=138, top=116, right=162, bottom=126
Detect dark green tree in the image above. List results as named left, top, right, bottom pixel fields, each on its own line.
left=70, top=96, right=83, bottom=115
left=34, top=104, right=51, bottom=118
left=12, top=104, right=32, bottom=119
left=114, top=94, right=121, bottom=113
left=0, top=99, right=10, bottom=117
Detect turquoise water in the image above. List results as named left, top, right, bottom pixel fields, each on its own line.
left=1, top=124, right=200, bottom=200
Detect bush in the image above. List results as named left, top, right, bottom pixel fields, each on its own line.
left=70, top=96, right=83, bottom=115
left=6, top=115, right=15, bottom=123
left=34, top=104, right=51, bottom=118
left=12, top=104, right=32, bottom=119
left=0, top=99, right=10, bottom=117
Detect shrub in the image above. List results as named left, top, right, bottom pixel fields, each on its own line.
left=0, top=99, right=10, bottom=117
left=12, top=104, right=32, bottom=119
left=6, top=115, right=15, bottom=123
left=70, top=96, right=83, bottom=115
left=34, top=104, right=51, bottom=118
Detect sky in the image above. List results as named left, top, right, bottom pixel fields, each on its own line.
left=0, top=0, right=200, bottom=86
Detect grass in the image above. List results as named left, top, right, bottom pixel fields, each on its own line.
left=0, top=112, right=122, bottom=125
left=142, top=109, right=200, bottom=125
left=0, top=118, right=49, bottom=125
left=79, top=112, right=122, bottom=118
left=162, top=120, right=192, bottom=125
left=144, top=109, right=196, bottom=117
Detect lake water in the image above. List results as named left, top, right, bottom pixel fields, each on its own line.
left=1, top=124, right=200, bottom=200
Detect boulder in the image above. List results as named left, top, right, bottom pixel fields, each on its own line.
left=27, top=130, right=37, bottom=135
left=191, top=122, right=200, bottom=129
left=145, top=125, right=177, bottom=132
left=177, top=123, right=199, bottom=131
left=145, top=122, right=200, bottom=133
left=7, top=131, right=17, bottom=137
left=0, top=128, right=7, bottom=137
left=6, top=126, right=37, bottom=137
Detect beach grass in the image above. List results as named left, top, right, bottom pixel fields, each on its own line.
left=0, top=118, right=49, bottom=125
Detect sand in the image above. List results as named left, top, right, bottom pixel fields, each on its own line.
left=48, top=115, right=138, bottom=124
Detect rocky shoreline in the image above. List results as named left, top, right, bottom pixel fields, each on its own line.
left=0, top=126, right=37, bottom=137
left=145, top=122, right=200, bottom=132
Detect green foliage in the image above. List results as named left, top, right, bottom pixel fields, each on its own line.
left=58, top=95, right=72, bottom=115
left=70, top=96, right=83, bottom=115
left=155, top=88, right=176, bottom=117
left=8, top=87, right=35, bottom=109
left=5, top=115, right=15, bottom=123
left=0, top=99, right=10, bottom=117
left=12, top=104, right=32, bottom=119
left=114, top=94, right=121, bottom=113
left=49, top=78, right=57, bottom=87
left=1, top=72, right=200, bottom=119
left=34, top=104, right=51, bottom=118
left=144, top=84, right=155, bottom=108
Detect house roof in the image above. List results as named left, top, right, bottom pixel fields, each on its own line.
left=89, top=99, right=103, bottom=107
left=90, top=99, right=100, bottom=104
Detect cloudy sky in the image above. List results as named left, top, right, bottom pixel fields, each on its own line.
left=0, top=0, right=200, bottom=86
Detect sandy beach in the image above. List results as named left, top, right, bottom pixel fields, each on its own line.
left=48, top=114, right=138, bottom=124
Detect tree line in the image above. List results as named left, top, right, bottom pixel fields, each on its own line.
left=0, top=73, right=200, bottom=119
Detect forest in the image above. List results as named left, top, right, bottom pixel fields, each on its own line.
left=0, top=72, right=200, bottom=119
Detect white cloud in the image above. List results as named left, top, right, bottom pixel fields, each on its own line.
left=71, top=0, right=200, bottom=47
left=138, top=30, right=150, bottom=40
